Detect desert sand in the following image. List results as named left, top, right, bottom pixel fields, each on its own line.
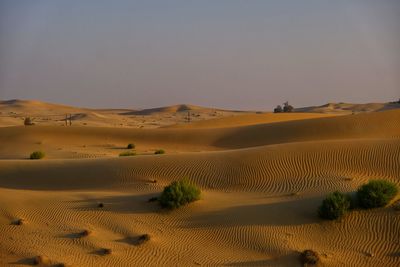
left=0, top=100, right=399, bottom=266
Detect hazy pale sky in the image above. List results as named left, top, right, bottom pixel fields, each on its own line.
left=0, top=0, right=399, bottom=110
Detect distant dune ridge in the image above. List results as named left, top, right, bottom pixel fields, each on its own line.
left=296, top=101, right=400, bottom=114
left=0, top=99, right=399, bottom=266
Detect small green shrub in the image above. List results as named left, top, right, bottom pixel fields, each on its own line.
left=119, top=151, right=136, bottom=157
left=159, top=178, right=201, bottom=209
left=357, top=180, right=398, bottom=209
left=127, top=143, right=135, bottom=149
left=318, top=191, right=351, bottom=220
left=154, top=149, right=165, bottom=155
left=30, top=151, right=45, bottom=160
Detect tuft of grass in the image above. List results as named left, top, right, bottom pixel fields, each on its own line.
left=30, top=151, right=45, bottom=160
left=357, top=179, right=398, bottom=209
left=127, top=143, right=135, bottom=149
left=159, top=178, right=201, bottom=209
left=154, top=149, right=165, bottom=155
left=119, top=151, right=137, bottom=157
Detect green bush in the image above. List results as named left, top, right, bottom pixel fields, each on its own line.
left=119, top=151, right=136, bottom=157
left=159, top=178, right=201, bottom=209
left=154, top=149, right=165, bottom=155
left=318, top=191, right=351, bottom=220
left=127, top=143, right=135, bottom=149
left=357, top=180, right=398, bottom=209
left=30, top=151, right=45, bottom=160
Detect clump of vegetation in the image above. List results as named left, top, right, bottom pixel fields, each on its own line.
left=154, top=149, right=165, bottom=154
left=357, top=180, right=398, bottom=209
left=24, top=117, right=34, bottom=126
left=274, top=101, right=294, bottom=113
left=136, top=234, right=151, bottom=245
left=100, top=248, right=112, bottom=255
left=127, top=143, right=135, bottom=149
left=273, top=105, right=283, bottom=113
left=159, top=178, right=201, bottom=209
left=79, top=229, right=92, bottom=237
left=300, top=250, right=319, bottom=266
left=119, top=151, right=136, bottom=157
left=30, top=151, right=45, bottom=160
left=13, top=218, right=25, bottom=225
left=318, top=191, right=351, bottom=220
left=283, top=101, right=294, bottom=112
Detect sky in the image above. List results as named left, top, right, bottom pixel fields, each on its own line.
left=0, top=0, right=399, bottom=110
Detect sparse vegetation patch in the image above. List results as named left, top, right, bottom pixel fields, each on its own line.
left=79, top=229, right=92, bottom=237
left=357, top=180, right=398, bottom=209
left=119, top=151, right=136, bottom=157
left=30, top=151, right=45, bottom=159
left=318, top=191, right=351, bottom=220
left=159, top=178, right=201, bottom=209
left=300, top=250, right=319, bottom=266
left=136, top=234, right=151, bottom=245
left=154, top=149, right=165, bottom=154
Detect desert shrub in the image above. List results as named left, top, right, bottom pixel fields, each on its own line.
left=100, top=248, right=112, bottom=255
left=119, top=151, right=136, bottom=157
left=283, top=101, right=294, bottom=112
left=357, top=180, right=398, bottom=209
left=30, top=151, right=45, bottom=160
left=13, top=218, right=25, bottom=225
left=136, top=234, right=151, bottom=245
left=79, top=229, right=92, bottom=237
left=300, top=250, right=319, bottom=265
left=318, top=191, right=351, bottom=220
left=159, top=178, right=201, bottom=209
left=24, top=117, right=34, bottom=126
left=154, top=149, right=165, bottom=155
left=274, top=105, right=283, bottom=113
left=127, top=143, right=135, bottom=149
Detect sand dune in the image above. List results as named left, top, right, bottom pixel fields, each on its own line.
left=297, top=101, right=400, bottom=114
left=165, top=112, right=339, bottom=129
left=121, top=104, right=228, bottom=115
left=0, top=138, right=398, bottom=192
left=0, top=100, right=253, bottom=128
left=0, top=109, right=398, bottom=159
left=0, top=100, right=399, bottom=266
